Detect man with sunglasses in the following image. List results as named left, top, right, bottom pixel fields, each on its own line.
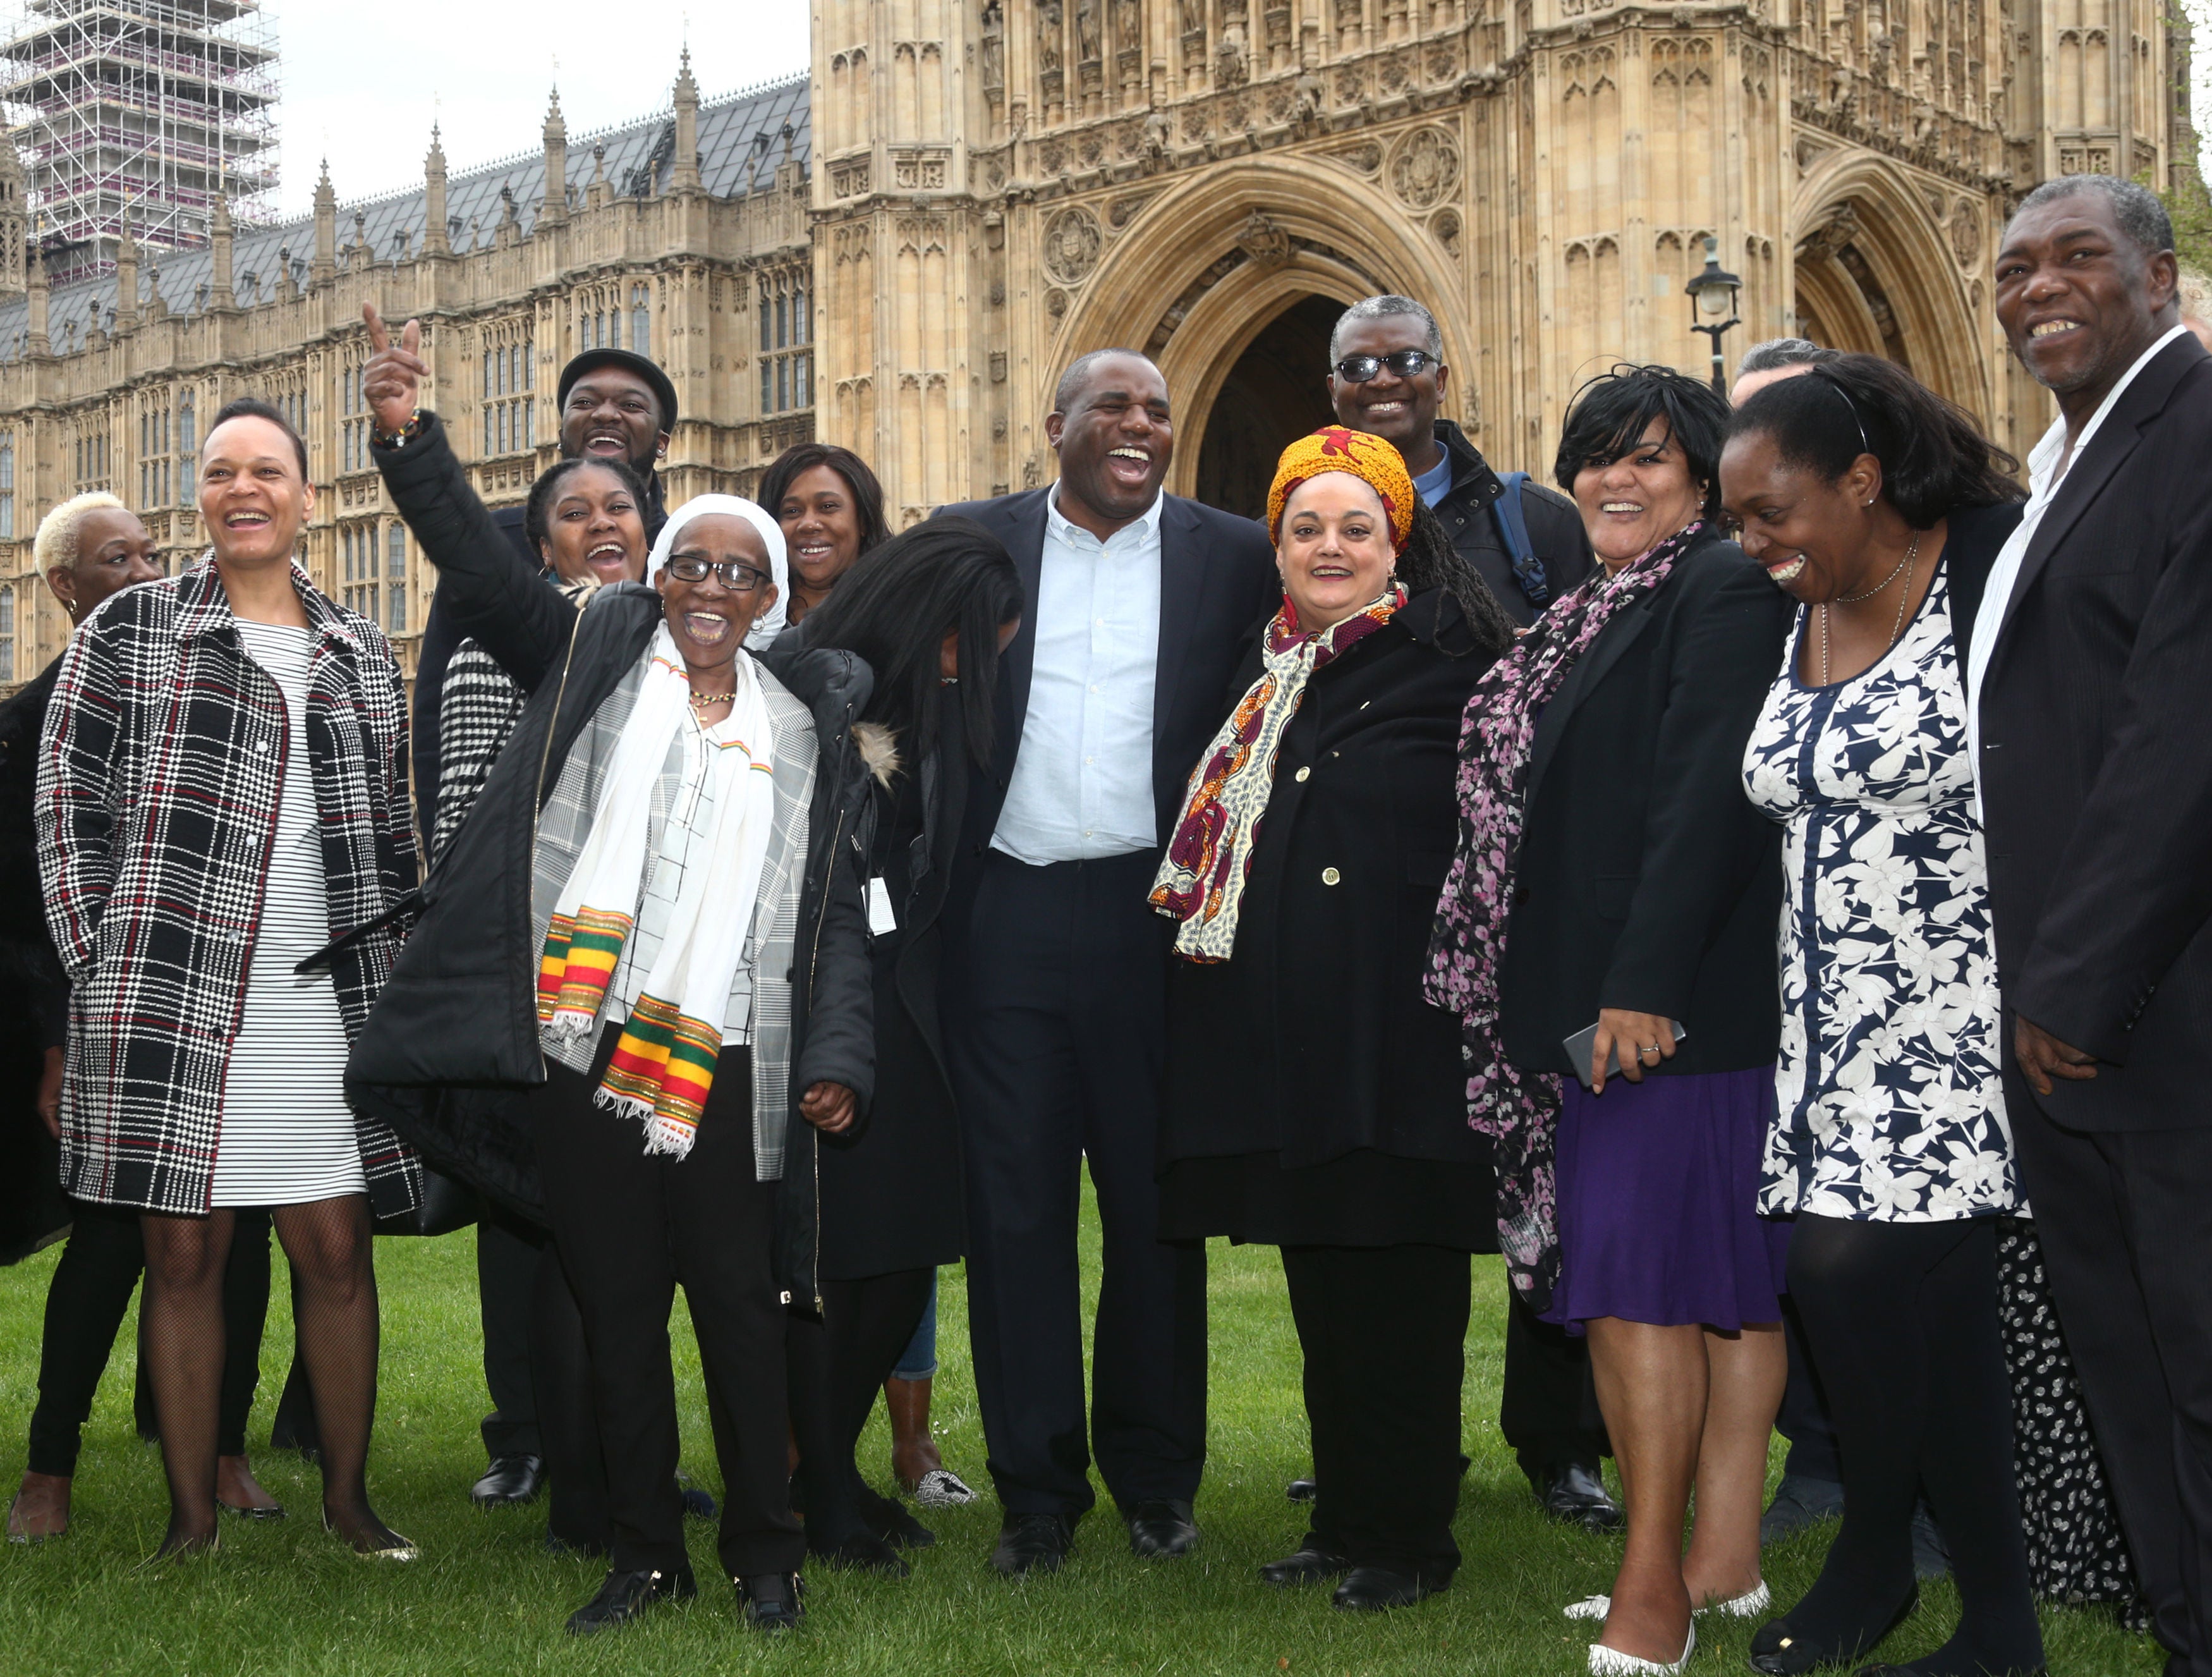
left=1324, top=296, right=1616, bottom=1539
left=1326, top=296, right=1594, bottom=627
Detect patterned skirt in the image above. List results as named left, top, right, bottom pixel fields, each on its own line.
left=1998, top=1216, right=2146, bottom=1626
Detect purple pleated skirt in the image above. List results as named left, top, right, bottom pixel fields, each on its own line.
left=1543, top=1064, right=1790, bottom=1331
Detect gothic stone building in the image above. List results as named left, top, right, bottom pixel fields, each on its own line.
left=0, top=13, right=2194, bottom=689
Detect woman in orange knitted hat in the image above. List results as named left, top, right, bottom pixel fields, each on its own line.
left=1153, top=428, right=1515, bottom=1611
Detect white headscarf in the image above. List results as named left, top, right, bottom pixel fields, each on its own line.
left=647, top=494, right=790, bottom=650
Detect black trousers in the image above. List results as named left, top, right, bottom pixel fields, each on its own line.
left=25, top=1203, right=271, bottom=1476
left=786, top=1267, right=936, bottom=1545
left=1283, top=1243, right=1470, bottom=1580
left=534, top=1035, right=801, bottom=1579
left=475, top=1204, right=543, bottom=1461
left=2007, top=1068, right=2212, bottom=1675
left=947, top=851, right=1208, bottom=1518
left=1499, top=1288, right=1610, bottom=1474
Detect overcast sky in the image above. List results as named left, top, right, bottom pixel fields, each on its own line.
left=267, top=0, right=2206, bottom=221
left=267, top=1, right=811, bottom=219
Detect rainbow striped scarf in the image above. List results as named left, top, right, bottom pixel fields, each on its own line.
left=538, top=625, right=778, bottom=1157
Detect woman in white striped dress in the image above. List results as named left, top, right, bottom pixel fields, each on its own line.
left=37, top=400, right=421, bottom=1561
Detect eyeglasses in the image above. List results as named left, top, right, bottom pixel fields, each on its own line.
left=664, top=555, right=772, bottom=592
left=1332, top=349, right=1436, bottom=384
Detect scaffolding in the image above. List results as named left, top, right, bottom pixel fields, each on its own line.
left=1, top=0, right=276, bottom=284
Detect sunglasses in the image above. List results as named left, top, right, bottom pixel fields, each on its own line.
left=664, top=555, right=773, bottom=592
left=1332, top=348, right=1436, bottom=384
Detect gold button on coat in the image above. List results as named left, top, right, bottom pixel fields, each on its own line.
left=1321, top=867, right=1340, bottom=886
left=1294, top=765, right=1310, bottom=782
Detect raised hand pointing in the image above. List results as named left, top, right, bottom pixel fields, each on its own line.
left=360, top=302, right=426, bottom=437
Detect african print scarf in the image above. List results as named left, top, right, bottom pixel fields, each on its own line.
left=1423, top=520, right=1705, bottom=1308
left=1150, top=587, right=1402, bottom=961
left=537, top=625, right=778, bottom=1158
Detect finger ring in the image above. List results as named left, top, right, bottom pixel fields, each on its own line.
left=1640, top=1044, right=1660, bottom=1059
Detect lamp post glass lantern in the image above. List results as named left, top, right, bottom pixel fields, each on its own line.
left=1685, top=235, right=1743, bottom=393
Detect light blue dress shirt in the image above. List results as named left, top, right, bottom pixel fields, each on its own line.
left=1411, top=447, right=1452, bottom=508
left=990, top=489, right=1165, bottom=863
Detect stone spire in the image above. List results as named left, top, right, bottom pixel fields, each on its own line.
left=0, top=127, right=23, bottom=300
left=423, top=125, right=451, bottom=255
left=312, top=161, right=338, bottom=284
left=540, top=88, right=568, bottom=226
left=114, top=204, right=138, bottom=329
left=209, top=192, right=234, bottom=308
left=671, top=47, right=702, bottom=192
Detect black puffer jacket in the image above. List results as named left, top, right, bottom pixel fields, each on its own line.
left=346, top=414, right=873, bottom=1309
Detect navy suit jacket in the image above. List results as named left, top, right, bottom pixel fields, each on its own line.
left=1978, top=329, right=2212, bottom=1130
left=937, top=486, right=1279, bottom=865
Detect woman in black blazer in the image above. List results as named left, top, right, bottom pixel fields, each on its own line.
left=785, top=518, right=1023, bottom=1574
left=1156, top=428, right=1516, bottom=1611
left=1428, top=367, right=1793, bottom=1676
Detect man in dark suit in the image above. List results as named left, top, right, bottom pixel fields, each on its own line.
left=941, top=348, right=1277, bottom=1575
left=1976, top=173, right=2212, bottom=1677
left=1323, top=294, right=1618, bottom=1535
left=411, top=345, right=677, bottom=1514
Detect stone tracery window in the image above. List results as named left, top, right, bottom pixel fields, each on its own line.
left=482, top=320, right=535, bottom=458
left=758, top=269, right=812, bottom=415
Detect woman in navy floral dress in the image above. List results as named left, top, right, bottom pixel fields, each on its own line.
left=1725, top=355, right=2051, bottom=1677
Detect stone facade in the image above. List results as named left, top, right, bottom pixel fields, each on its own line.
left=0, top=8, right=2194, bottom=692
left=813, top=0, right=2192, bottom=521
left=0, top=54, right=813, bottom=691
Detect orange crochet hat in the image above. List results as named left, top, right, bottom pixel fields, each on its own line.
left=1265, top=426, right=1417, bottom=554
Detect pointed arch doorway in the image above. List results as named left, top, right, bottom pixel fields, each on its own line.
left=1191, top=295, right=1346, bottom=522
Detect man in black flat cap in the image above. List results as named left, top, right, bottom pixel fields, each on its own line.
left=412, top=344, right=679, bottom=1516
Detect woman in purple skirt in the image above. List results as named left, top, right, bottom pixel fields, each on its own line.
left=1427, top=365, right=1794, bottom=1676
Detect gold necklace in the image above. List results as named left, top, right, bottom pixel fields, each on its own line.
left=1818, top=532, right=1919, bottom=687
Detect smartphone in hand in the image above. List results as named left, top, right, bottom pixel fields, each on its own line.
left=1561, top=1020, right=1688, bottom=1092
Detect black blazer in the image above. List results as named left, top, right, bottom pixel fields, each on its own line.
left=1977, top=329, right=2212, bottom=1131
left=936, top=487, right=1279, bottom=861
left=1500, top=530, right=1794, bottom=1076
left=1163, top=588, right=1501, bottom=1169
left=0, top=656, right=70, bottom=1262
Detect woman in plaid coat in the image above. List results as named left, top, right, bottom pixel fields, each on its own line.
left=34, top=400, right=420, bottom=1562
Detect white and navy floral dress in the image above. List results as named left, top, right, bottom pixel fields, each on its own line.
left=1742, top=558, right=2018, bottom=1223
left=1744, top=553, right=2141, bottom=1613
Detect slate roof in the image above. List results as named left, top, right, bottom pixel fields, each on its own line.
left=0, top=71, right=810, bottom=355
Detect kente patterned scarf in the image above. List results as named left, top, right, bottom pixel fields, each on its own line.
left=537, top=624, right=778, bottom=1157
left=1423, top=520, right=1705, bottom=1308
left=1151, top=587, right=1402, bottom=960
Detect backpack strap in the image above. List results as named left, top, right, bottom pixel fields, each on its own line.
left=1490, top=472, right=1553, bottom=609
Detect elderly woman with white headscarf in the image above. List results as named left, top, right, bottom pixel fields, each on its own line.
left=349, top=309, right=875, bottom=1638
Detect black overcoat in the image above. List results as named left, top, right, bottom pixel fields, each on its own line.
left=1499, top=530, right=1793, bottom=1076
left=1161, top=588, right=1500, bottom=1170
left=0, top=657, right=68, bottom=1260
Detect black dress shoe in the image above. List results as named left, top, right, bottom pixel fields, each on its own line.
left=1854, top=1668, right=2046, bottom=1677
left=1286, top=1478, right=1318, bottom=1503
left=1260, top=1543, right=1349, bottom=1586
left=1533, top=1461, right=1624, bottom=1532
left=736, top=1571, right=805, bottom=1631
left=564, top=1563, right=697, bottom=1635
left=1126, top=1497, right=1199, bottom=1559
left=990, top=1512, right=1074, bottom=1576
left=1332, top=1564, right=1444, bottom=1611
left=1749, top=1588, right=1918, bottom=1676
left=470, top=1453, right=546, bottom=1508
left=810, top=1527, right=909, bottom=1577
left=859, top=1485, right=937, bottom=1550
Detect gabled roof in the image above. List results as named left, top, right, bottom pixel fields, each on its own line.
left=0, top=71, right=810, bottom=356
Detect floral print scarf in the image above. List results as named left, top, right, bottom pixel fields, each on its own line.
left=1152, top=587, right=1401, bottom=961
left=1423, top=521, right=1706, bottom=1309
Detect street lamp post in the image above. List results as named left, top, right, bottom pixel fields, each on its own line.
left=1684, top=235, right=1743, bottom=394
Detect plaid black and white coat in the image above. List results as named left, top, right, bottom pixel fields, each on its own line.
left=35, top=556, right=423, bottom=1218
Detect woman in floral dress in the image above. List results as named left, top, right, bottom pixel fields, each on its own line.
left=1725, top=353, right=2075, bottom=1677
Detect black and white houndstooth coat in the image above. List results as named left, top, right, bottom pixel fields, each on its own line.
left=33, top=556, right=423, bottom=1218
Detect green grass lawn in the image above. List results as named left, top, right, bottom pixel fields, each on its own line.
left=0, top=1183, right=2161, bottom=1676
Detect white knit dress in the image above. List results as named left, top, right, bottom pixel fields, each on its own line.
left=210, top=621, right=367, bottom=1207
